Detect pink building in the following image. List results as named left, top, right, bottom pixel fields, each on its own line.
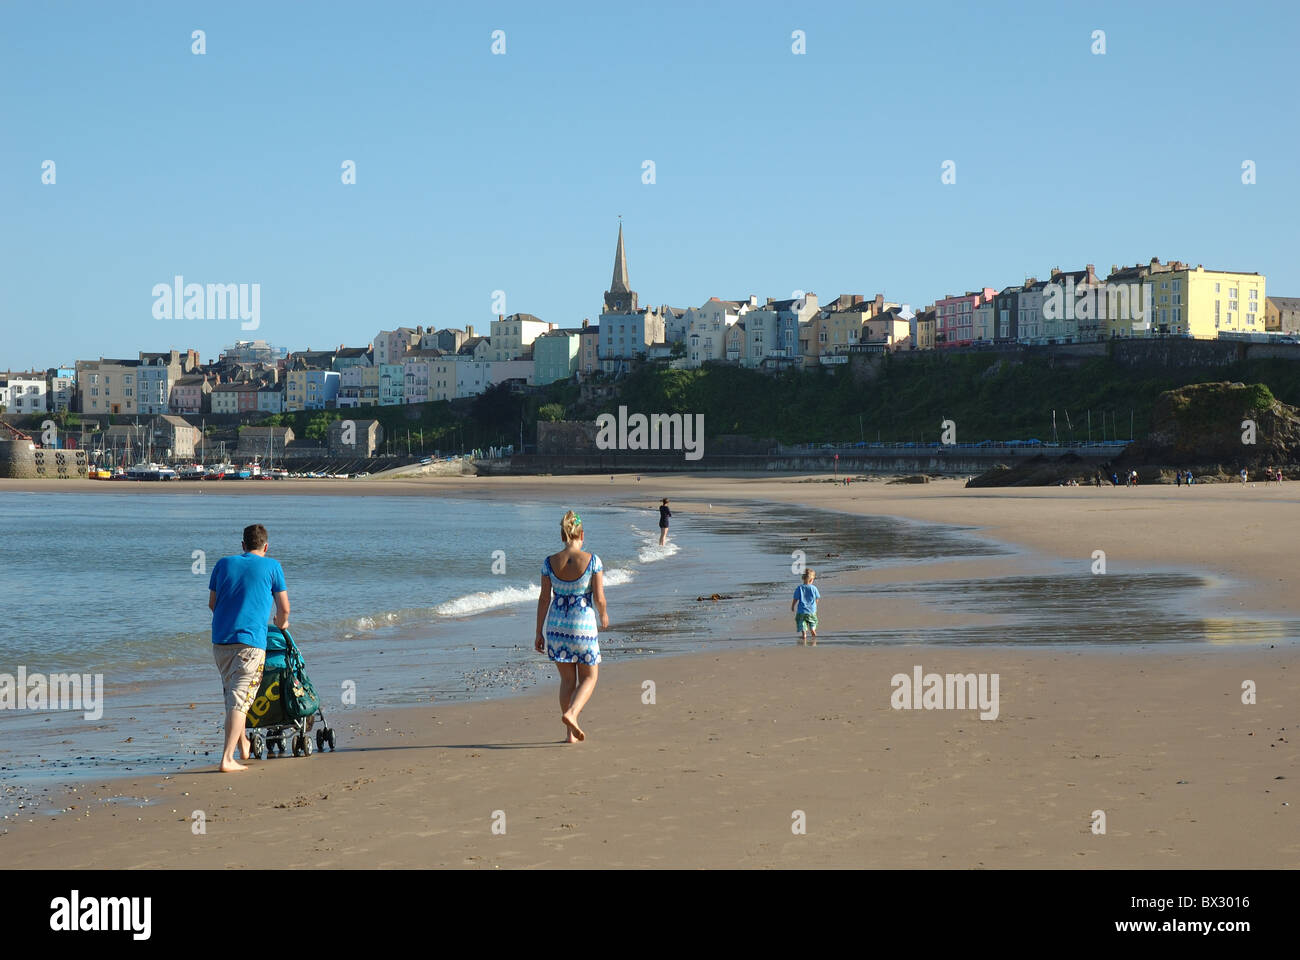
left=169, top=375, right=211, bottom=414
left=934, top=288, right=996, bottom=348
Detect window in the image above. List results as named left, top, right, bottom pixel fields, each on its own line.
left=1173, top=279, right=1181, bottom=291
left=1215, top=282, right=1221, bottom=293
left=1250, top=289, right=1259, bottom=301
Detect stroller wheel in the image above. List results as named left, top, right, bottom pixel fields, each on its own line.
left=291, top=735, right=302, bottom=757
left=316, top=730, right=325, bottom=753
left=326, top=729, right=336, bottom=751
left=302, top=735, right=314, bottom=757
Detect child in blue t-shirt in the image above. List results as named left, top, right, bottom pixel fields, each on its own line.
left=791, top=569, right=821, bottom=645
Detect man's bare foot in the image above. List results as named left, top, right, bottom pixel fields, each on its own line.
left=220, top=758, right=249, bottom=772
left=561, top=711, right=585, bottom=742
left=564, top=731, right=579, bottom=744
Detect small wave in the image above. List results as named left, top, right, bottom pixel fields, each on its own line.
left=434, top=583, right=540, bottom=617
left=631, top=526, right=680, bottom=563
left=355, top=616, right=376, bottom=631
left=434, top=569, right=632, bottom=618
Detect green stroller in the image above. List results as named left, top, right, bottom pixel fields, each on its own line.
left=245, top=625, right=337, bottom=757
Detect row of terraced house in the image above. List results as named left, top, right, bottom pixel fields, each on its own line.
left=7, top=230, right=1300, bottom=418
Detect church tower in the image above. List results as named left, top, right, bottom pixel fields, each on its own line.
left=603, top=223, right=639, bottom=315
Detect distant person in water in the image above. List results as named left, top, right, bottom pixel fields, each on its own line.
left=535, top=510, right=608, bottom=743
left=792, top=569, right=820, bottom=646
left=658, top=498, right=672, bottom=546
left=208, top=524, right=289, bottom=773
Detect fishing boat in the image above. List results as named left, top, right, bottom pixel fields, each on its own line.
left=178, top=464, right=206, bottom=480
left=126, top=462, right=177, bottom=481
left=206, top=462, right=232, bottom=480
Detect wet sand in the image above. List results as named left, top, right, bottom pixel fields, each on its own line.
left=1, top=475, right=1296, bottom=867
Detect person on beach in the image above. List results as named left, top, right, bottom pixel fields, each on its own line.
left=535, top=510, right=608, bottom=743
left=791, top=568, right=821, bottom=646
left=208, top=523, right=289, bottom=772
left=658, top=498, right=672, bottom=546
left=1175, top=470, right=1182, bottom=487
left=1241, top=468, right=1249, bottom=484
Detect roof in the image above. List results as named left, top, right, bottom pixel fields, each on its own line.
left=502, top=313, right=544, bottom=324
left=240, top=426, right=292, bottom=436
left=402, top=347, right=446, bottom=359
left=155, top=415, right=196, bottom=429
left=1268, top=296, right=1300, bottom=309
left=330, top=418, right=379, bottom=428
left=335, top=347, right=372, bottom=358
left=458, top=337, right=489, bottom=355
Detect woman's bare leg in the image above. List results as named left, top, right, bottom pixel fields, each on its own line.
left=562, top=664, right=599, bottom=741
left=659, top=527, right=667, bottom=546
left=556, top=663, right=578, bottom=742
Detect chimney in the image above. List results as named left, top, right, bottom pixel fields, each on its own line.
left=466, top=325, right=474, bottom=338
left=498, top=314, right=504, bottom=322
left=1050, top=267, right=1061, bottom=278
left=874, top=293, right=884, bottom=313
left=338, top=343, right=344, bottom=352
left=1111, top=264, right=1118, bottom=275
left=582, top=318, right=589, bottom=328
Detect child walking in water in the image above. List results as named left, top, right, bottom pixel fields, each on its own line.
left=791, top=569, right=820, bottom=645
left=535, top=510, right=609, bottom=743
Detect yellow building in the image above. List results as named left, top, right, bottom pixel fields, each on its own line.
left=1101, top=260, right=1266, bottom=339
left=1148, top=266, right=1264, bottom=338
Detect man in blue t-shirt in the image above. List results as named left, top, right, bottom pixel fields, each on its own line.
left=208, top=523, right=290, bottom=772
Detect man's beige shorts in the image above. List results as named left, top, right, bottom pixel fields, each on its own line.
left=213, top=643, right=266, bottom=715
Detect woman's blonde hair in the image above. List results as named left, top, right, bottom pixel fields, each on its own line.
left=561, top=509, right=584, bottom=543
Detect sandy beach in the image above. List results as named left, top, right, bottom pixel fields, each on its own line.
left=2, top=475, right=1296, bottom=868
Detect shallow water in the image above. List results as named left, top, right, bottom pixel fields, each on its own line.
left=0, top=490, right=1293, bottom=815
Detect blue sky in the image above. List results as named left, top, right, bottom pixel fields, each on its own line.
left=2, top=0, right=1297, bottom=369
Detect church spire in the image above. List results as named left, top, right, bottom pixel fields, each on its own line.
left=610, top=222, right=630, bottom=294
left=603, top=221, right=638, bottom=315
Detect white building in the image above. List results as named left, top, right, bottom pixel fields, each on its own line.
left=3, top=375, right=48, bottom=414
left=402, top=348, right=445, bottom=404
left=738, top=295, right=819, bottom=368
left=489, top=314, right=552, bottom=362
left=685, top=297, right=754, bottom=367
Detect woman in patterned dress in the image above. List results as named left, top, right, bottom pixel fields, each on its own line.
left=535, top=510, right=609, bottom=743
